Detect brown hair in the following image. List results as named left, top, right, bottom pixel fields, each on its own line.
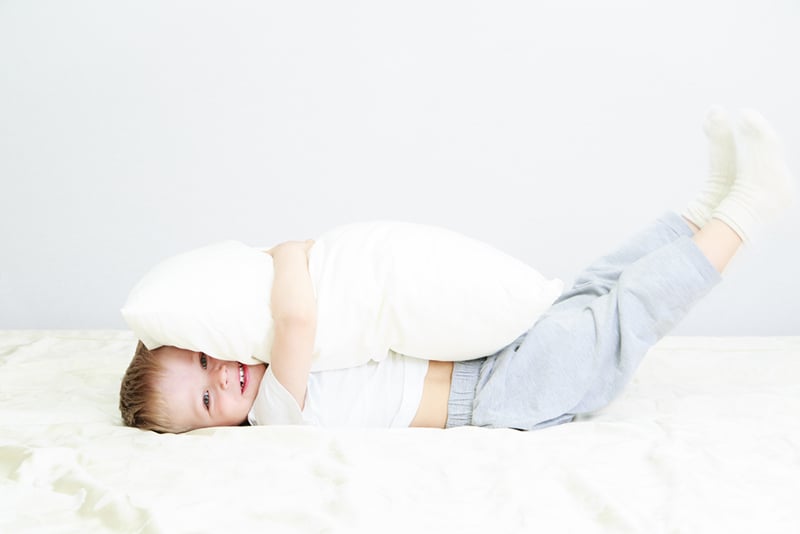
left=119, top=341, right=187, bottom=433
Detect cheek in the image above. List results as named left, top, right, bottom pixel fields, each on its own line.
left=222, top=390, right=247, bottom=414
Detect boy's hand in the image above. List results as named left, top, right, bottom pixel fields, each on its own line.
left=266, top=239, right=314, bottom=258
left=266, top=239, right=317, bottom=410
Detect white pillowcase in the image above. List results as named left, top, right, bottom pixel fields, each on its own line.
left=122, top=222, right=563, bottom=371
left=122, top=241, right=275, bottom=367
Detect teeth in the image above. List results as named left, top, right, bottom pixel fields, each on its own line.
left=239, top=363, right=244, bottom=391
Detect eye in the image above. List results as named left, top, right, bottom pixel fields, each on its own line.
left=200, top=354, right=207, bottom=370
left=203, top=391, right=210, bottom=410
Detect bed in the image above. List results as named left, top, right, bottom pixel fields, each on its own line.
left=1, top=331, right=799, bottom=533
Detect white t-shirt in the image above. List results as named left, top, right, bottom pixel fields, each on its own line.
left=248, top=351, right=429, bottom=428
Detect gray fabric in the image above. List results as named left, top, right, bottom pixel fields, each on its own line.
left=445, top=358, right=483, bottom=428
left=445, top=212, right=721, bottom=430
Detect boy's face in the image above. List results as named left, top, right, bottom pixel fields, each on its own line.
left=153, top=346, right=266, bottom=431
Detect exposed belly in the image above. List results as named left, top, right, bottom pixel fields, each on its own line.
left=410, top=360, right=454, bottom=428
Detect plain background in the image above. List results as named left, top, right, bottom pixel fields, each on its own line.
left=1, top=0, right=798, bottom=335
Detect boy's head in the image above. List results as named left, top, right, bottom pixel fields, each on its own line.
left=119, top=341, right=266, bottom=433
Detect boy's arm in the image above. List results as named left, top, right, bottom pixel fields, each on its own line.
left=266, top=240, right=317, bottom=409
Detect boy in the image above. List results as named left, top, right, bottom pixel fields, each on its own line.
left=119, top=109, right=795, bottom=434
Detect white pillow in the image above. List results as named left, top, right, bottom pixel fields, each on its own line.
left=121, top=241, right=275, bottom=367
left=122, top=222, right=563, bottom=371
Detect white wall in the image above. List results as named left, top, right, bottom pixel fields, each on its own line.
left=1, top=0, right=798, bottom=335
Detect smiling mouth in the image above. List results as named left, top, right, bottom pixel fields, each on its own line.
left=238, top=363, right=245, bottom=393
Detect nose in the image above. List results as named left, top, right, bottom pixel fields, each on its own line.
left=213, top=361, right=229, bottom=390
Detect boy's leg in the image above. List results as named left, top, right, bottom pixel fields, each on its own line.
left=691, top=218, right=743, bottom=272
left=568, top=216, right=743, bottom=416
left=465, top=109, right=794, bottom=431
left=446, top=214, right=707, bottom=430
left=447, top=110, right=730, bottom=430
left=468, top=232, right=721, bottom=430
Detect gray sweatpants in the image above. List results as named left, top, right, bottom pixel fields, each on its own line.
left=445, top=212, right=721, bottom=430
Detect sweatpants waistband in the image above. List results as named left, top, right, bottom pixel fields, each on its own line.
left=445, top=358, right=485, bottom=428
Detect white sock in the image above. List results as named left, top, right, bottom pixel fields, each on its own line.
left=683, top=107, right=736, bottom=228
left=712, top=109, right=796, bottom=242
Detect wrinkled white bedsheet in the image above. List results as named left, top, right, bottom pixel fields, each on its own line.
left=1, top=331, right=799, bottom=533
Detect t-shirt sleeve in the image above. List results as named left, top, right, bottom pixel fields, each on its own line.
left=247, top=367, right=309, bottom=426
